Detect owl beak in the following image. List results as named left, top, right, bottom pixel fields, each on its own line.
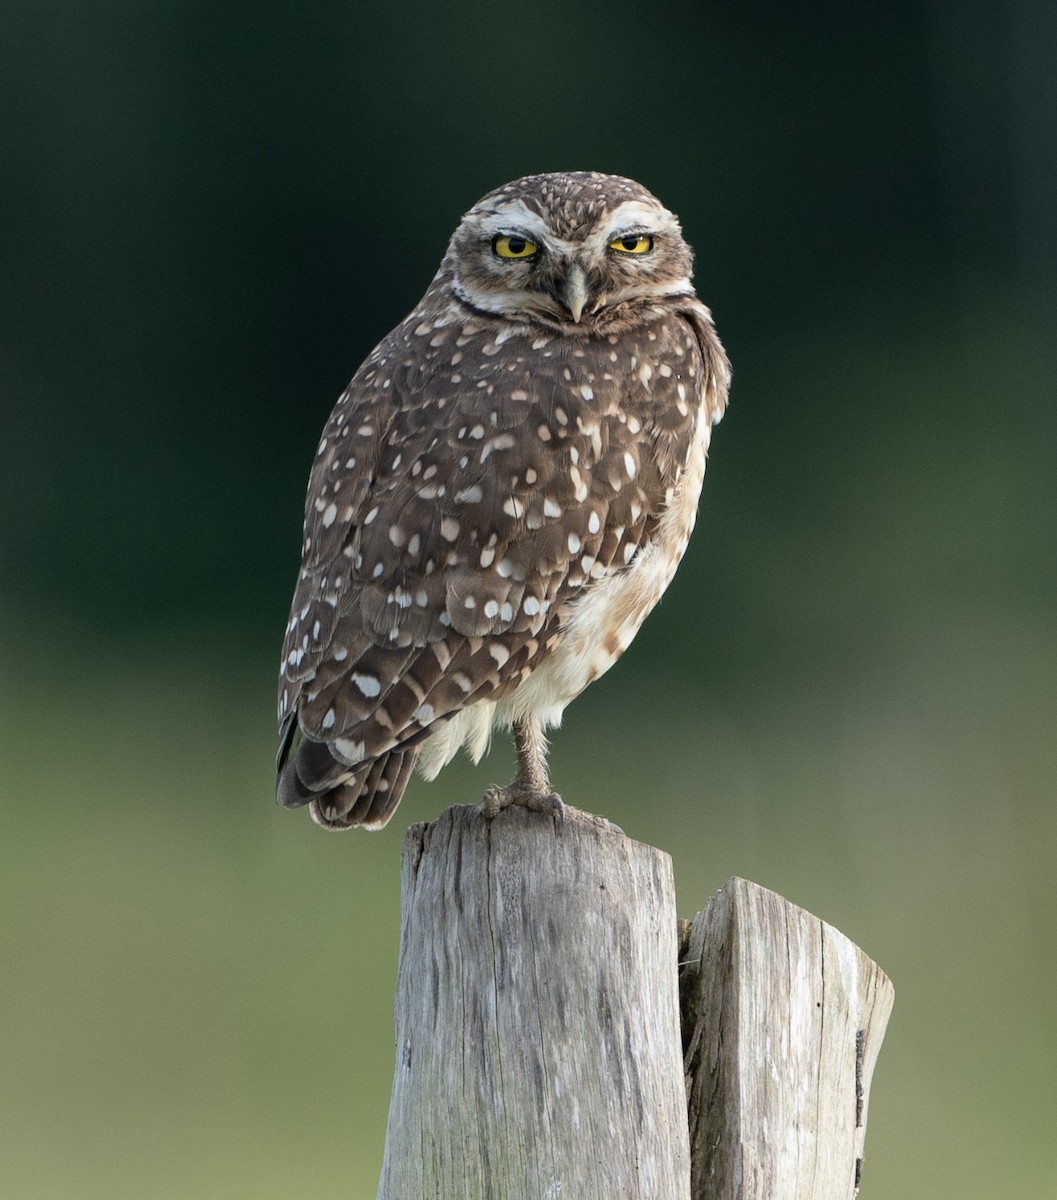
left=562, top=263, right=589, bottom=323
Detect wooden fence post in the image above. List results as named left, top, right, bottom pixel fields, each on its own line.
left=681, top=878, right=895, bottom=1199
left=376, top=805, right=893, bottom=1200
left=377, top=803, right=689, bottom=1199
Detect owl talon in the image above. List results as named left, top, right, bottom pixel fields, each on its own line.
left=478, top=784, right=565, bottom=832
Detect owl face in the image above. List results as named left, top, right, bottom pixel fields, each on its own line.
left=445, top=172, right=695, bottom=328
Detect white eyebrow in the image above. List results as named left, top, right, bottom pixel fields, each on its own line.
left=479, top=201, right=552, bottom=240
left=477, top=204, right=583, bottom=257
left=474, top=196, right=679, bottom=259
left=602, top=199, right=675, bottom=235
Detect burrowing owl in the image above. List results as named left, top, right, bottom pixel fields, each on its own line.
left=277, top=171, right=730, bottom=830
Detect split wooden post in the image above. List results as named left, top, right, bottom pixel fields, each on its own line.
left=681, top=877, right=895, bottom=1199
left=376, top=804, right=894, bottom=1200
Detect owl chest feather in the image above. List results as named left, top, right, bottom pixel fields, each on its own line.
left=413, top=307, right=723, bottom=777
left=499, top=408, right=710, bottom=728
left=415, top=407, right=710, bottom=780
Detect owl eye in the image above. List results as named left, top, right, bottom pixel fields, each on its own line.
left=493, top=234, right=539, bottom=260
left=610, top=235, right=654, bottom=254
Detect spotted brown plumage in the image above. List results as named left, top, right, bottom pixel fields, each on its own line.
left=277, top=171, right=730, bottom=829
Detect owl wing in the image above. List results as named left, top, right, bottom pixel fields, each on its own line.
left=277, top=297, right=728, bottom=827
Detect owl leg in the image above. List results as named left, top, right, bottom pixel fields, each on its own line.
left=478, top=714, right=565, bottom=829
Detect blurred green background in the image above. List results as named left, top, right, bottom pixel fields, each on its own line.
left=2, top=0, right=1055, bottom=1196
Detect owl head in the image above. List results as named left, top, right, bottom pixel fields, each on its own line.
left=442, top=172, right=695, bottom=328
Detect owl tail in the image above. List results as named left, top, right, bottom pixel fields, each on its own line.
left=309, top=749, right=418, bottom=830
left=276, top=716, right=418, bottom=830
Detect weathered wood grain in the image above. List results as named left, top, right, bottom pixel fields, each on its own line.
left=376, top=803, right=690, bottom=1200
left=375, top=809, right=894, bottom=1199
left=681, top=877, right=895, bottom=1199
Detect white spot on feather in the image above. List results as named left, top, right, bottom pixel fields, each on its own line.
left=334, top=737, right=365, bottom=762
left=353, top=673, right=381, bottom=697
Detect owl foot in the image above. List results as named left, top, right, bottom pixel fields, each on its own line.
left=478, top=782, right=565, bottom=832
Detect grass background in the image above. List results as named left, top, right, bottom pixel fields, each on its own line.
left=3, top=1, right=1056, bottom=1195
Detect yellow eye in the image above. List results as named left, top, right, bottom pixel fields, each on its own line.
left=610, top=234, right=653, bottom=254
left=493, top=234, right=538, bottom=260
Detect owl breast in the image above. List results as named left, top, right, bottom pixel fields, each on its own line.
left=499, top=405, right=711, bottom=726
left=415, top=326, right=715, bottom=782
